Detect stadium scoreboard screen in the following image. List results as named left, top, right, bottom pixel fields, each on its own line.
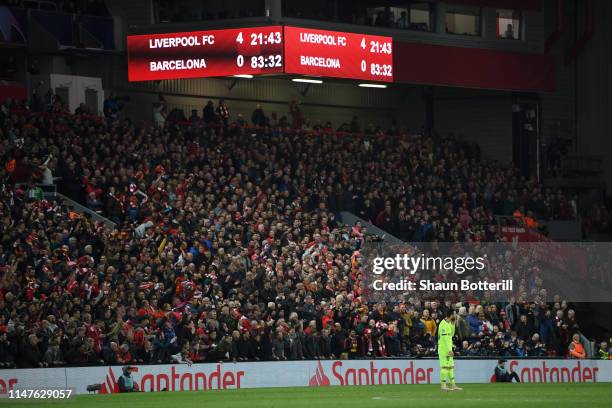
left=127, top=26, right=284, bottom=81
left=283, top=26, right=393, bottom=82
left=127, top=25, right=393, bottom=82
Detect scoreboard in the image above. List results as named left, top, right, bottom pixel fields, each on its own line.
left=127, top=26, right=284, bottom=81
left=127, top=26, right=393, bottom=82
left=283, top=26, right=392, bottom=82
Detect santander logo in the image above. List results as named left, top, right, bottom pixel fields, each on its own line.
left=309, top=361, right=331, bottom=387
left=490, top=360, right=599, bottom=383
left=308, top=361, right=434, bottom=386
left=509, top=360, right=599, bottom=383
left=97, top=365, right=244, bottom=393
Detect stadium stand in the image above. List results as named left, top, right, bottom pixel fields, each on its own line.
left=1, top=95, right=606, bottom=369
left=0, top=0, right=109, bottom=16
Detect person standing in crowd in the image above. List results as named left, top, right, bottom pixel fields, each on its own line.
left=103, top=93, right=119, bottom=119
left=216, top=99, right=230, bottom=127
left=251, top=103, right=266, bottom=127
left=421, top=309, right=437, bottom=337
left=456, top=306, right=471, bottom=341
left=152, top=95, right=166, bottom=128
left=289, top=100, right=303, bottom=129
left=597, top=341, right=610, bottom=359
left=203, top=100, right=216, bottom=123
left=189, top=109, right=200, bottom=124
left=396, top=11, right=408, bottom=29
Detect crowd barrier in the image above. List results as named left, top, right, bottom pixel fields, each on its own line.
left=1, top=359, right=611, bottom=395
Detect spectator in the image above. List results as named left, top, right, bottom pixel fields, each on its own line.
left=189, top=109, right=200, bottom=124
left=467, top=306, right=481, bottom=334
left=103, top=94, right=119, bottom=119
left=289, top=100, right=303, bottom=129
left=373, top=10, right=386, bottom=26
left=568, top=334, right=586, bottom=359
left=505, top=300, right=520, bottom=328
left=320, top=329, right=333, bottom=359
left=152, top=99, right=166, bottom=128
left=396, top=11, right=408, bottom=29
left=515, top=315, right=533, bottom=340
left=18, top=334, right=45, bottom=368
left=345, top=330, right=361, bottom=359
left=251, top=103, right=266, bottom=127
left=75, top=103, right=90, bottom=116
left=456, top=306, right=470, bottom=340
left=0, top=332, right=15, bottom=368
left=385, top=323, right=402, bottom=357
left=514, top=339, right=527, bottom=357
left=528, top=333, right=547, bottom=357
left=331, top=323, right=346, bottom=358
left=103, top=342, right=120, bottom=365
left=597, top=341, right=610, bottom=360
left=203, top=100, right=216, bottom=123
left=420, top=309, right=437, bottom=337
left=216, top=99, right=230, bottom=127
left=271, top=332, right=286, bottom=360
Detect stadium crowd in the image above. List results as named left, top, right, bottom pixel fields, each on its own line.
left=0, top=96, right=608, bottom=369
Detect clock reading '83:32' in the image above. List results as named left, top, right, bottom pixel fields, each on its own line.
left=283, top=26, right=393, bottom=82
left=127, top=26, right=393, bottom=83
left=127, top=26, right=284, bottom=81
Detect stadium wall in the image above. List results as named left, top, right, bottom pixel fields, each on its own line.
left=433, top=88, right=513, bottom=163
left=113, top=77, right=426, bottom=132
left=1, top=359, right=611, bottom=395
left=575, top=0, right=612, bottom=194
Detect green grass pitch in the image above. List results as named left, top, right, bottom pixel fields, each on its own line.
left=3, top=383, right=612, bottom=408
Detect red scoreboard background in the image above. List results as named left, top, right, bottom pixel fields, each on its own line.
left=127, top=26, right=284, bottom=81
left=283, top=26, right=393, bottom=82
left=126, top=25, right=393, bottom=82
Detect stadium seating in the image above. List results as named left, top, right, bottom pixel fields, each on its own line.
left=0, top=97, right=601, bottom=369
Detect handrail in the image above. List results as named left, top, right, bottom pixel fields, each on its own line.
left=339, top=211, right=404, bottom=244
left=44, top=191, right=117, bottom=230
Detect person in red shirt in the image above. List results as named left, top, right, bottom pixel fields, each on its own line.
left=86, top=320, right=104, bottom=354
left=116, top=343, right=132, bottom=364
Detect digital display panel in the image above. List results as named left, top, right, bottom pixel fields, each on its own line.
left=127, top=26, right=394, bottom=83
left=127, top=26, right=284, bottom=81
left=283, top=26, right=393, bottom=82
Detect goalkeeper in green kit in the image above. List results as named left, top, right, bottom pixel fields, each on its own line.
left=438, top=309, right=462, bottom=391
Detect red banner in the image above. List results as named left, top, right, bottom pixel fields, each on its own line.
left=394, top=41, right=555, bottom=92
left=0, top=84, right=26, bottom=100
